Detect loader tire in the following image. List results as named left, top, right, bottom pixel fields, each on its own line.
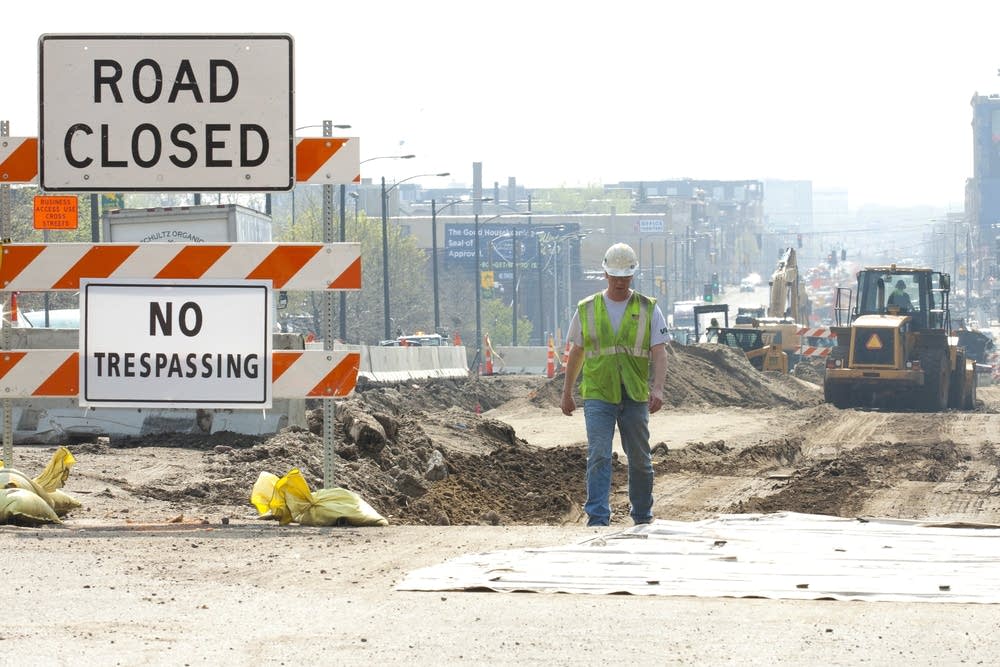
left=948, top=352, right=967, bottom=410
left=824, top=380, right=852, bottom=409
left=965, top=369, right=978, bottom=410
left=919, top=349, right=949, bottom=412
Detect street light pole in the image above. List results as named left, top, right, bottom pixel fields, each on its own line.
left=431, top=199, right=441, bottom=333
left=339, top=183, right=347, bottom=341
left=474, top=212, right=482, bottom=371
left=381, top=176, right=391, bottom=340
left=381, top=171, right=451, bottom=341
left=512, top=226, right=518, bottom=345
left=348, top=191, right=359, bottom=220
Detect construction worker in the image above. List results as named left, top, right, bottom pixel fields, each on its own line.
left=560, top=242, right=669, bottom=527
left=709, top=318, right=720, bottom=342
left=701, top=317, right=720, bottom=343
left=888, top=279, right=913, bottom=312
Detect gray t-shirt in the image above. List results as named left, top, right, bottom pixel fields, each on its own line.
left=566, top=291, right=669, bottom=348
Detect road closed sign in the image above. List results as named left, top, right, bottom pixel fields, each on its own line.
left=39, top=34, right=294, bottom=192
left=80, top=279, right=273, bottom=408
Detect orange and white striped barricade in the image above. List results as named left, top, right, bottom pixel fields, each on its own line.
left=0, top=242, right=361, bottom=292
left=0, top=137, right=38, bottom=184
left=796, top=327, right=836, bottom=358
left=295, top=137, right=360, bottom=184
left=0, top=350, right=360, bottom=399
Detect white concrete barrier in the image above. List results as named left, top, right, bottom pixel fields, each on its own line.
left=493, top=346, right=549, bottom=374
left=347, top=344, right=468, bottom=382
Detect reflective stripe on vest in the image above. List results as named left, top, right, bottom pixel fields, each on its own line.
left=581, top=293, right=650, bottom=359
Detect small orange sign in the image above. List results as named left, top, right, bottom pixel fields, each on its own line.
left=865, top=333, right=884, bottom=350
left=33, top=195, right=78, bottom=230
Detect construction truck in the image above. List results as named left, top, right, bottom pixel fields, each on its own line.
left=734, top=248, right=811, bottom=363
left=768, top=247, right=809, bottom=322
left=823, top=264, right=977, bottom=411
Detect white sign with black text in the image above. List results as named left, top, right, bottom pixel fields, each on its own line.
left=637, top=218, right=664, bottom=233
left=80, top=279, right=273, bottom=408
left=39, top=34, right=294, bottom=192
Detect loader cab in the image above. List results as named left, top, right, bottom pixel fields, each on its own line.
left=854, top=267, right=950, bottom=331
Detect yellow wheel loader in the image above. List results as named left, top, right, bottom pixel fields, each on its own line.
left=824, top=265, right=977, bottom=411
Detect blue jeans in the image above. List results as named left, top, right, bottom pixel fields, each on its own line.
left=583, top=395, right=653, bottom=526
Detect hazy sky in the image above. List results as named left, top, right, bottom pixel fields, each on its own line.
left=4, top=1, right=999, bottom=209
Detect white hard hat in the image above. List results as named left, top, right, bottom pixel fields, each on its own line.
left=602, top=243, right=638, bottom=277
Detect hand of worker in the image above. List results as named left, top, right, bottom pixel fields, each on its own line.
left=561, top=394, right=576, bottom=416
left=649, top=388, right=664, bottom=414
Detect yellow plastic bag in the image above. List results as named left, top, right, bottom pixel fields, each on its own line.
left=271, top=469, right=388, bottom=527
left=0, top=467, right=55, bottom=509
left=33, top=447, right=81, bottom=516
left=0, top=487, right=61, bottom=525
left=34, top=446, right=76, bottom=492
left=251, top=471, right=280, bottom=514
left=250, top=471, right=292, bottom=523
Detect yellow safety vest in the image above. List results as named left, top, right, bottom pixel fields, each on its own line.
left=578, top=291, right=654, bottom=403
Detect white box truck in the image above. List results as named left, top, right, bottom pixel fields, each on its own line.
left=101, top=204, right=272, bottom=243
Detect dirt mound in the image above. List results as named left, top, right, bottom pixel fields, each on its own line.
left=349, top=375, right=520, bottom=414
left=518, top=342, right=822, bottom=411
left=791, top=357, right=825, bottom=385
left=663, top=342, right=821, bottom=408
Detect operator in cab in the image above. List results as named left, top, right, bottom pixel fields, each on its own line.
left=700, top=317, right=720, bottom=343
left=887, top=279, right=913, bottom=312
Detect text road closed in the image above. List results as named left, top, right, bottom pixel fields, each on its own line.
left=39, top=34, right=293, bottom=192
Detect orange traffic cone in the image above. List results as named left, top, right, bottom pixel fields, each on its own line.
left=484, top=334, right=494, bottom=375
left=561, top=340, right=571, bottom=368
left=546, top=335, right=556, bottom=379
left=453, top=331, right=462, bottom=346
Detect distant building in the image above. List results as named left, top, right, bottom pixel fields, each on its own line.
left=969, top=93, right=1000, bottom=293
left=763, top=179, right=813, bottom=232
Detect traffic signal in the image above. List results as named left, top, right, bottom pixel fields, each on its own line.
left=703, top=283, right=713, bottom=302
left=711, top=272, right=720, bottom=295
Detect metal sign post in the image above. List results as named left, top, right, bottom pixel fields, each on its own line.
left=321, top=120, right=337, bottom=488
left=1, top=119, right=11, bottom=466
